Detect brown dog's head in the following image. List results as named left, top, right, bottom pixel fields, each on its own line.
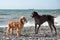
left=31, top=11, right=38, bottom=18
left=20, top=16, right=27, bottom=23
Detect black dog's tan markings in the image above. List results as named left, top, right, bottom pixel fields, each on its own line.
left=31, top=11, right=57, bottom=34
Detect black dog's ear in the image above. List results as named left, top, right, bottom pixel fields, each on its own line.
left=33, top=11, right=38, bottom=15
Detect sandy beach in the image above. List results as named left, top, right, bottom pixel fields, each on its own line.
left=0, top=9, right=60, bottom=40
left=0, top=26, right=60, bottom=40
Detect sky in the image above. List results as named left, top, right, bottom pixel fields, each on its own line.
left=0, top=0, right=60, bottom=9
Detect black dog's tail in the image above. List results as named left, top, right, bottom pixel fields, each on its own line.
left=52, top=16, right=56, bottom=18
left=48, top=15, right=56, bottom=18
left=54, top=16, right=56, bottom=18
left=47, top=15, right=55, bottom=20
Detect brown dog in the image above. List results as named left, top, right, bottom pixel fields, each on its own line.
left=6, top=16, right=27, bottom=36
left=31, top=11, right=57, bottom=34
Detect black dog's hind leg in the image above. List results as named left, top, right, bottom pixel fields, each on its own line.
left=52, top=24, right=57, bottom=34
left=48, top=21, right=53, bottom=33
left=51, top=18, right=57, bottom=34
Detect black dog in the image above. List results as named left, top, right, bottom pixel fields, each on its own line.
left=31, top=11, right=57, bottom=34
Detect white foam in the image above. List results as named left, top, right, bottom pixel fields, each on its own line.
left=54, top=16, right=60, bottom=26
left=0, top=16, right=60, bottom=27
left=0, top=25, right=8, bottom=27
left=24, top=21, right=49, bottom=27
left=24, top=21, right=34, bottom=27
left=24, top=16, right=60, bottom=27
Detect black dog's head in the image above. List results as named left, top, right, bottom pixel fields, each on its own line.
left=31, top=11, right=38, bottom=18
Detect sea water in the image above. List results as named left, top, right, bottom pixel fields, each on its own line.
left=0, top=9, right=60, bottom=27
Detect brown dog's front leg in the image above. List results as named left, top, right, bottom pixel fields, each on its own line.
left=10, top=28, right=13, bottom=35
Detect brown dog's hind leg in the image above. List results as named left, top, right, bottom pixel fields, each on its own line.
left=16, top=28, right=21, bottom=37
left=6, top=27, right=10, bottom=36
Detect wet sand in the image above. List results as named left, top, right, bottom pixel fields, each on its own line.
left=0, top=26, right=60, bottom=40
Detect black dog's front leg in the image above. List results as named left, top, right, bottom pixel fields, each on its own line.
left=35, top=23, right=37, bottom=34
left=36, top=25, right=41, bottom=34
